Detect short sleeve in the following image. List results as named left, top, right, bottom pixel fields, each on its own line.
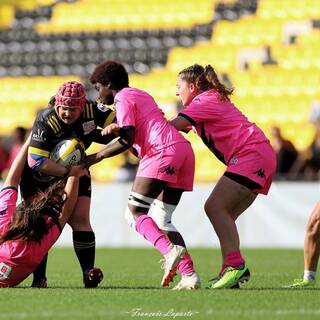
left=0, top=187, right=18, bottom=217
left=114, top=94, right=136, bottom=128
left=29, top=114, right=55, bottom=157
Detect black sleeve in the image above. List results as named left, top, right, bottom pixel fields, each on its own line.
left=29, top=111, right=56, bottom=156
left=90, top=129, right=117, bottom=145
left=91, top=101, right=116, bottom=128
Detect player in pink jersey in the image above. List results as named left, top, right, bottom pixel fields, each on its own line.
left=0, top=136, right=89, bottom=288
left=85, top=60, right=200, bottom=290
left=170, top=64, right=277, bottom=289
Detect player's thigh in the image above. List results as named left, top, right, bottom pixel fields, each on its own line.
left=68, top=196, right=91, bottom=227
left=205, top=175, right=257, bottom=220
left=132, top=176, right=166, bottom=196
left=157, top=187, right=184, bottom=206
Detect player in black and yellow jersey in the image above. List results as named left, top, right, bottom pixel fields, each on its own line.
left=20, top=81, right=115, bottom=288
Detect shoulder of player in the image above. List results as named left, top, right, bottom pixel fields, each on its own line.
left=85, top=100, right=114, bottom=117
left=35, top=107, right=62, bottom=134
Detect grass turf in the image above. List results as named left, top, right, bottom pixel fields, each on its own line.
left=0, top=248, right=319, bottom=320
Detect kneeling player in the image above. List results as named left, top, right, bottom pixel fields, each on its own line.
left=0, top=137, right=89, bottom=287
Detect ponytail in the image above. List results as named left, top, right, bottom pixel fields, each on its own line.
left=179, top=64, right=233, bottom=101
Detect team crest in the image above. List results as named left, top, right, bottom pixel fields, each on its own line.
left=97, top=102, right=109, bottom=112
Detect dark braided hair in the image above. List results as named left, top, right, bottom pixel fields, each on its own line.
left=179, top=64, right=233, bottom=101
left=0, top=179, right=67, bottom=245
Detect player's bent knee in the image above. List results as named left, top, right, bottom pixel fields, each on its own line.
left=151, top=199, right=178, bottom=232
left=125, top=192, right=154, bottom=228
left=307, top=216, right=320, bottom=237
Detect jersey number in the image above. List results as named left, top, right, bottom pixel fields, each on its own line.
left=0, top=262, right=12, bottom=280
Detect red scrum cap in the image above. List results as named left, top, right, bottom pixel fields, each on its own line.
left=55, top=81, right=86, bottom=110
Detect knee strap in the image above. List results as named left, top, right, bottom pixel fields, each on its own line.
left=125, top=192, right=154, bottom=227
left=151, top=199, right=178, bottom=232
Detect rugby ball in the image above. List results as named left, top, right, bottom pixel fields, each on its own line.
left=50, top=138, right=85, bottom=168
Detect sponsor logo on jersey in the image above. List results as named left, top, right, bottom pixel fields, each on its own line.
left=82, top=120, right=95, bottom=134
left=97, top=102, right=109, bottom=112
left=32, top=129, right=45, bottom=142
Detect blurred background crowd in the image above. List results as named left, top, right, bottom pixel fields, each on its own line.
left=0, top=0, right=319, bottom=183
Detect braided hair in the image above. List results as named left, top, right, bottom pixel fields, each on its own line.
left=179, top=64, right=233, bottom=101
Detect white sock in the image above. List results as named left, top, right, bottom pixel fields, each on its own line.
left=303, top=270, right=316, bottom=281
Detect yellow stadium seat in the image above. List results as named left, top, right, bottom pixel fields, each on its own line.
left=0, top=5, right=14, bottom=29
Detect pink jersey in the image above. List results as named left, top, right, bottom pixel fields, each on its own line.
left=0, top=187, right=60, bottom=287
left=179, top=89, right=269, bottom=164
left=115, top=87, right=187, bottom=158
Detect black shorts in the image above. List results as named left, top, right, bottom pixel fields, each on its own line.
left=20, top=163, right=91, bottom=201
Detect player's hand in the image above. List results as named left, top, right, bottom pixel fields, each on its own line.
left=82, top=153, right=102, bottom=168
left=68, top=164, right=89, bottom=178
left=101, top=123, right=120, bottom=136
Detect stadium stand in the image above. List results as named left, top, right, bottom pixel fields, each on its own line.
left=0, top=0, right=319, bottom=182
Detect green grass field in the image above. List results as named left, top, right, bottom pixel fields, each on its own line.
left=1, top=248, right=319, bottom=320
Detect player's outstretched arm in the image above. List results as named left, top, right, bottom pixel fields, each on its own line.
left=170, top=115, right=192, bottom=131
left=59, top=165, right=88, bottom=228
left=3, top=134, right=31, bottom=189
left=36, top=158, right=70, bottom=177
left=84, top=126, right=135, bottom=168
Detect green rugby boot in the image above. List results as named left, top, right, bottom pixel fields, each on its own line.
left=285, top=279, right=316, bottom=288
left=206, top=275, right=240, bottom=289
left=208, top=265, right=250, bottom=289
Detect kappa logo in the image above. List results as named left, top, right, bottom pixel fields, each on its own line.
left=32, top=129, right=45, bottom=142
left=230, top=157, right=239, bottom=165
left=254, top=168, right=265, bottom=178
left=162, top=166, right=176, bottom=176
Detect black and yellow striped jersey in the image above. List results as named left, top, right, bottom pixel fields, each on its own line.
left=29, top=100, right=116, bottom=158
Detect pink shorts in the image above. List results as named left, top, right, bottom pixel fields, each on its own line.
left=226, top=142, right=276, bottom=195
left=137, top=142, right=195, bottom=191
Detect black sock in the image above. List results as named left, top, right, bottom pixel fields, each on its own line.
left=73, top=231, right=95, bottom=273
left=33, top=253, right=48, bottom=281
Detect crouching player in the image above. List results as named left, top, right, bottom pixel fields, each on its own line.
left=20, top=81, right=115, bottom=288
left=0, top=136, right=88, bottom=287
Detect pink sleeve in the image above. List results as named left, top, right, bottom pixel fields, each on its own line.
left=0, top=187, right=18, bottom=217
left=115, top=94, right=136, bottom=128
